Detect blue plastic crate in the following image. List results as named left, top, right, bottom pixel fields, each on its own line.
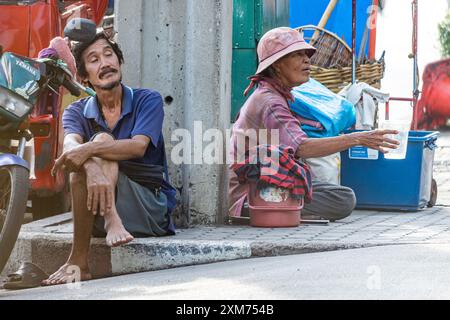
left=340, top=131, right=439, bottom=211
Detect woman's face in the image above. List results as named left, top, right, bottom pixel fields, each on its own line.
left=273, top=50, right=311, bottom=88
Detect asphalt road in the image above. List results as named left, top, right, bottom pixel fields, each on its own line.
left=1, top=244, right=450, bottom=300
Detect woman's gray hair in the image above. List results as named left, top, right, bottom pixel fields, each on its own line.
left=260, top=65, right=277, bottom=79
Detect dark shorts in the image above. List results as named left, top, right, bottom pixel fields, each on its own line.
left=92, top=172, right=170, bottom=238
left=89, top=132, right=170, bottom=238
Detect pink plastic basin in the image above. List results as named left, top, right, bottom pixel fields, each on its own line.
left=248, top=182, right=304, bottom=228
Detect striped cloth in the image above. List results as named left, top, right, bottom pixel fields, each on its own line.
left=231, top=144, right=313, bottom=203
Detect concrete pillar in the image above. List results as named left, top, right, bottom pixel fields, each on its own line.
left=114, top=0, right=144, bottom=88
left=116, top=0, right=233, bottom=225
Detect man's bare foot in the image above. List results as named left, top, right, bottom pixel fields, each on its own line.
left=105, top=222, right=134, bottom=247
left=41, top=264, right=92, bottom=286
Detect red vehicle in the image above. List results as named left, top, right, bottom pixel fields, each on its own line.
left=0, top=0, right=108, bottom=218
left=416, top=58, right=450, bottom=130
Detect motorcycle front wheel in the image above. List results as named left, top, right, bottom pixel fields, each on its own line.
left=0, top=165, right=29, bottom=274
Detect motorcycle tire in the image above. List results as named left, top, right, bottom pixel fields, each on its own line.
left=0, top=165, right=29, bottom=274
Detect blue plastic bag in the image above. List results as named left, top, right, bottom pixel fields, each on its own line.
left=289, top=79, right=356, bottom=138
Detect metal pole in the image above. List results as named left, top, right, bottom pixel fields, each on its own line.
left=412, top=0, right=419, bottom=130
left=352, top=0, right=357, bottom=84
left=17, top=137, right=27, bottom=158
left=368, top=0, right=379, bottom=60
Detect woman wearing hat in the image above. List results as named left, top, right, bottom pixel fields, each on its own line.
left=229, top=27, right=398, bottom=221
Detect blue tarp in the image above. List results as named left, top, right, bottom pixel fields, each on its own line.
left=290, top=0, right=372, bottom=58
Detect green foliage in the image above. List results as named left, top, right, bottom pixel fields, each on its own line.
left=438, top=11, right=450, bottom=58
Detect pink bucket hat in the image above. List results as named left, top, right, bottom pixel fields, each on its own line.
left=256, top=27, right=316, bottom=75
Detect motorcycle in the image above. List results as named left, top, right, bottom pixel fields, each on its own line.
left=0, top=18, right=96, bottom=274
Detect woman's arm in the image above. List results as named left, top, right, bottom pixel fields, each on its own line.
left=296, top=130, right=399, bottom=159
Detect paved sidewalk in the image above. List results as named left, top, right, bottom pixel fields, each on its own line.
left=435, top=127, right=450, bottom=172
left=1, top=129, right=450, bottom=285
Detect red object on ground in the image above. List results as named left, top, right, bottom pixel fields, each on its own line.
left=248, top=182, right=303, bottom=228
left=416, top=59, right=450, bottom=130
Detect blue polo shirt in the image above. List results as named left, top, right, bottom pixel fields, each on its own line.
left=62, top=85, right=176, bottom=233
left=63, top=85, right=164, bottom=165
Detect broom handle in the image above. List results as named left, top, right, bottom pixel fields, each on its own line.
left=311, top=0, right=339, bottom=44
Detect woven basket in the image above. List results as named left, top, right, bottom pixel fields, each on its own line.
left=295, top=25, right=385, bottom=93
left=310, top=62, right=385, bottom=93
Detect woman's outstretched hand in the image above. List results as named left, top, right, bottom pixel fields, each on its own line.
left=349, top=129, right=400, bottom=153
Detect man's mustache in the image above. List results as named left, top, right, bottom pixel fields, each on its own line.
left=99, top=68, right=118, bottom=79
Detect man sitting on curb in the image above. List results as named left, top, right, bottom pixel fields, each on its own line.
left=42, top=32, right=176, bottom=286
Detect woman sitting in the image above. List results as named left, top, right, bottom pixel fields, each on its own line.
left=228, top=27, right=398, bottom=221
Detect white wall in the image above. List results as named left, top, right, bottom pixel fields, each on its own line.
left=376, top=0, right=448, bottom=101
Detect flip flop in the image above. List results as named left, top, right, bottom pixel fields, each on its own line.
left=2, top=262, right=48, bottom=290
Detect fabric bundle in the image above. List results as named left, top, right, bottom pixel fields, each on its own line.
left=231, top=144, right=313, bottom=203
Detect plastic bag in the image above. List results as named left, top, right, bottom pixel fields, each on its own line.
left=290, top=78, right=356, bottom=138
left=305, top=152, right=341, bottom=185
left=339, top=82, right=389, bottom=130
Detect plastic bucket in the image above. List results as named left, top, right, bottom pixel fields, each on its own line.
left=341, top=130, right=439, bottom=211
left=248, top=182, right=304, bottom=227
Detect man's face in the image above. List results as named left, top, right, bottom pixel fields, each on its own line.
left=82, top=38, right=122, bottom=91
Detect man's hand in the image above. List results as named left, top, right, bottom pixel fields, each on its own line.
left=84, top=161, right=114, bottom=216
left=52, top=143, right=93, bottom=175
left=350, top=129, right=400, bottom=153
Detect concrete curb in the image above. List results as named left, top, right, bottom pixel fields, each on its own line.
left=109, top=240, right=251, bottom=275
left=3, top=229, right=385, bottom=279
left=4, top=205, right=450, bottom=280
left=2, top=230, right=252, bottom=279
left=1, top=222, right=433, bottom=280
left=249, top=241, right=372, bottom=256
left=5, top=227, right=432, bottom=280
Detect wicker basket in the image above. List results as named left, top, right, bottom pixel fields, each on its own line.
left=310, top=62, right=385, bottom=93
left=296, top=25, right=385, bottom=93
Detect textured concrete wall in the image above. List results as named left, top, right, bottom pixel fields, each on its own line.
left=116, top=0, right=232, bottom=225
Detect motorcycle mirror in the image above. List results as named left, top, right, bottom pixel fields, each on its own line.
left=64, top=18, right=97, bottom=43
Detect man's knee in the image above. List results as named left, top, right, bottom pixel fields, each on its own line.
left=90, top=133, right=118, bottom=170
left=92, top=132, right=115, bottom=143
